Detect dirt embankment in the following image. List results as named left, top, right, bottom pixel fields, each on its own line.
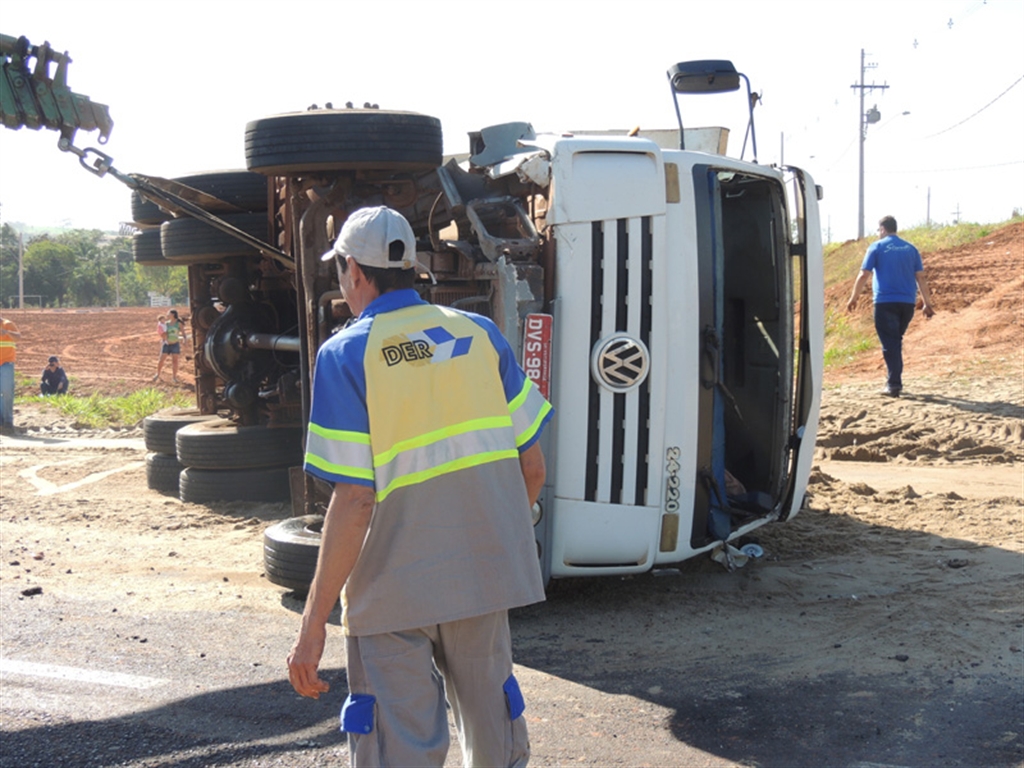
left=826, top=220, right=1023, bottom=383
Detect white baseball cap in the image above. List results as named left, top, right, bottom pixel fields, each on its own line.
left=321, top=206, right=418, bottom=269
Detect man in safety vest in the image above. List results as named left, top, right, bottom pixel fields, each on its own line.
left=0, top=315, right=22, bottom=430
left=288, top=206, right=552, bottom=767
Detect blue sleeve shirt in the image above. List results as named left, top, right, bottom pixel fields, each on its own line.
left=861, top=235, right=924, bottom=304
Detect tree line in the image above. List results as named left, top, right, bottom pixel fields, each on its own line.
left=0, top=224, right=188, bottom=308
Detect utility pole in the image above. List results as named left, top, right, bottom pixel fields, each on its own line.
left=851, top=49, right=889, bottom=239
left=115, top=251, right=128, bottom=308
left=18, top=231, right=24, bottom=309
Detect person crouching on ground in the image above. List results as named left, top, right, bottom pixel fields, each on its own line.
left=40, top=356, right=69, bottom=395
left=847, top=215, right=936, bottom=397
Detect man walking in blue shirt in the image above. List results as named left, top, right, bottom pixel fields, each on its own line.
left=847, top=215, right=936, bottom=396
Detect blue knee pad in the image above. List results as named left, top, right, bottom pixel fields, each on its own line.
left=503, top=675, right=525, bottom=720
left=340, top=693, right=376, bottom=734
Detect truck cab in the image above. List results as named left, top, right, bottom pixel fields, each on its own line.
left=537, top=132, right=822, bottom=580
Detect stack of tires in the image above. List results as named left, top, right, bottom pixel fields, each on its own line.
left=262, top=515, right=324, bottom=596
left=175, top=418, right=302, bottom=504
left=143, top=408, right=219, bottom=495
left=129, top=170, right=269, bottom=267
left=144, top=409, right=302, bottom=504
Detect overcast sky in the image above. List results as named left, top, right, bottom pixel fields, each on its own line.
left=1, top=0, right=1021, bottom=242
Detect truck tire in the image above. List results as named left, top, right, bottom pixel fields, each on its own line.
left=132, top=229, right=167, bottom=267
left=175, top=418, right=303, bottom=470
left=179, top=466, right=291, bottom=504
left=146, top=452, right=184, bottom=493
left=160, top=212, right=269, bottom=264
left=263, top=515, right=323, bottom=594
left=143, top=408, right=220, bottom=454
left=244, top=110, right=443, bottom=175
left=131, top=192, right=169, bottom=226
left=131, top=170, right=269, bottom=225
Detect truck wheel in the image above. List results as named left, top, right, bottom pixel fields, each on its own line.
left=146, top=452, right=184, bottom=493
left=175, top=418, right=304, bottom=470
left=244, top=110, right=443, bottom=175
left=132, top=229, right=167, bottom=266
left=131, top=170, right=269, bottom=225
left=160, top=212, right=269, bottom=264
left=179, top=466, right=291, bottom=504
left=263, top=515, right=323, bottom=594
left=143, top=408, right=220, bottom=454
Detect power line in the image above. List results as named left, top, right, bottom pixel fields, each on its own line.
left=923, top=75, right=1023, bottom=138
left=875, top=159, right=1024, bottom=174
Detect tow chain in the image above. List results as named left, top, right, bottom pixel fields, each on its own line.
left=56, top=136, right=294, bottom=270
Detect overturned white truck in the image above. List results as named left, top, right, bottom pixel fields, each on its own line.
left=134, top=60, right=822, bottom=588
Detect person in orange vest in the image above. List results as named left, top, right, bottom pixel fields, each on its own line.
left=1, top=315, right=22, bottom=429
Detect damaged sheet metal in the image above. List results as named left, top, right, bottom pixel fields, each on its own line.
left=469, top=122, right=537, bottom=167
left=465, top=197, right=541, bottom=263
left=484, top=150, right=550, bottom=186
left=491, top=256, right=544, bottom=358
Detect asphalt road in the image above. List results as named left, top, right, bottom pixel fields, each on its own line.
left=2, top=571, right=1021, bottom=767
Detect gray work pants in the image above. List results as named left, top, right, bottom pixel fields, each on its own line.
left=343, top=610, right=530, bottom=767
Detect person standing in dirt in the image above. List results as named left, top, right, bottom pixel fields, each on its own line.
left=153, top=309, right=185, bottom=383
left=847, top=215, right=936, bottom=397
left=40, top=356, right=69, bottom=395
left=1, top=315, right=22, bottom=430
left=288, top=206, right=553, bottom=767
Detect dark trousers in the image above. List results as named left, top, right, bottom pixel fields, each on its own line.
left=874, top=302, right=915, bottom=391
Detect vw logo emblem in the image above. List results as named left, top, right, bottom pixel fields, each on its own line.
left=591, top=334, right=650, bottom=392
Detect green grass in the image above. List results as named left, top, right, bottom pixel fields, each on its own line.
left=26, top=388, right=192, bottom=429
left=823, top=308, right=875, bottom=368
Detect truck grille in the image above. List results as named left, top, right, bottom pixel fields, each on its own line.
left=583, top=217, right=654, bottom=506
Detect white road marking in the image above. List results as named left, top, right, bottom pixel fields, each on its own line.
left=18, top=459, right=145, bottom=496
left=0, top=658, right=168, bottom=690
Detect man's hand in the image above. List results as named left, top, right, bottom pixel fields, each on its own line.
left=847, top=270, right=872, bottom=313
left=922, top=304, right=935, bottom=319
left=288, top=622, right=330, bottom=699
left=285, top=482, right=374, bottom=700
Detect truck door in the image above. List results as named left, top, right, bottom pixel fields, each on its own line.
left=778, top=167, right=823, bottom=520
left=690, top=165, right=796, bottom=547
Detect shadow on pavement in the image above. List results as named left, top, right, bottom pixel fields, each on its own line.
left=1, top=670, right=349, bottom=767
left=511, top=520, right=1023, bottom=767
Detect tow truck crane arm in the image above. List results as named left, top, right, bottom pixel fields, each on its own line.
left=1, top=33, right=113, bottom=143
left=0, top=32, right=292, bottom=268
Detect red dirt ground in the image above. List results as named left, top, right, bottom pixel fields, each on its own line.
left=3, top=221, right=1021, bottom=397
left=3, top=306, right=195, bottom=398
